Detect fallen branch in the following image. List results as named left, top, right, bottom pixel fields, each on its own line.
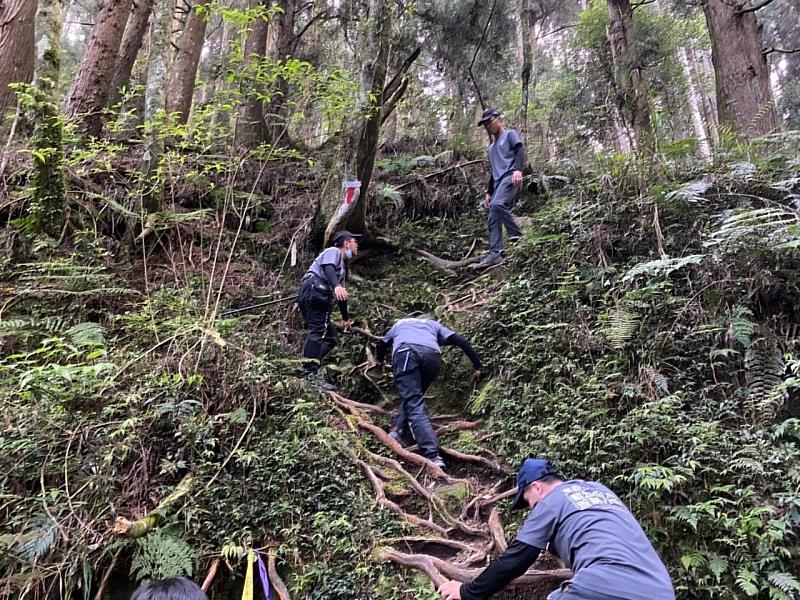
left=93, top=548, right=123, bottom=600
left=383, top=535, right=477, bottom=554
left=113, top=474, right=194, bottom=537
left=201, top=558, right=220, bottom=592
left=268, top=553, right=292, bottom=600
left=413, top=248, right=481, bottom=274
left=334, top=322, right=384, bottom=342
left=396, top=160, right=483, bottom=189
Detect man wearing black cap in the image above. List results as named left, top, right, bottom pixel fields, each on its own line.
left=474, top=108, right=524, bottom=269
left=298, top=231, right=359, bottom=388
left=438, top=458, right=675, bottom=600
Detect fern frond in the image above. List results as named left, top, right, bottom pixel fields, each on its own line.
left=377, top=185, right=404, bottom=208
left=623, top=254, right=704, bottom=281
left=14, top=518, right=57, bottom=564
left=65, top=322, right=106, bottom=348
left=745, top=335, right=786, bottom=423
left=130, top=530, right=195, bottom=581
left=600, top=308, right=639, bottom=349
left=664, top=180, right=712, bottom=203
left=768, top=572, right=800, bottom=595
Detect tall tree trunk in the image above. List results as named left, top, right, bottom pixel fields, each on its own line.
left=263, top=0, right=296, bottom=145
left=679, top=46, right=712, bottom=160
left=702, top=0, right=778, bottom=138
left=606, top=0, right=654, bottom=154
left=141, top=0, right=174, bottom=213
left=109, top=0, right=154, bottom=108
left=316, top=0, right=393, bottom=239
left=30, top=0, right=66, bottom=238
left=235, top=0, right=270, bottom=149
left=0, top=0, right=36, bottom=134
left=686, top=44, right=719, bottom=147
left=165, top=0, right=211, bottom=123
left=67, top=0, right=134, bottom=137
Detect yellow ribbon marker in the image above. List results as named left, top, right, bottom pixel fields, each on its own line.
left=242, top=550, right=255, bottom=600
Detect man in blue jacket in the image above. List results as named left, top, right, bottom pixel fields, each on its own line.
left=438, top=458, right=675, bottom=599
left=475, top=108, right=524, bottom=269
left=298, top=231, right=359, bottom=388
left=377, top=316, right=481, bottom=470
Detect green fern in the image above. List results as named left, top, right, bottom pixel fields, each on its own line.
left=768, top=572, right=800, bottom=596
left=745, top=335, right=787, bottom=423
left=707, top=207, right=795, bottom=249
left=600, top=308, right=639, bottom=349
left=377, top=185, right=404, bottom=209
left=14, top=517, right=58, bottom=564
left=664, top=179, right=712, bottom=203
left=623, top=254, right=704, bottom=281
left=65, top=322, right=106, bottom=348
left=130, top=530, right=195, bottom=581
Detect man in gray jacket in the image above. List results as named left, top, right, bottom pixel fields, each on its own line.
left=475, top=108, right=524, bottom=269
left=438, top=458, right=675, bottom=599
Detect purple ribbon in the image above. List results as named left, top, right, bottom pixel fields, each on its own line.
left=256, top=553, right=271, bottom=600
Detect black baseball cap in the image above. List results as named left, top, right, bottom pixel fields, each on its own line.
left=330, top=230, right=360, bottom=246
left=478, top=108, right=501, bottom=126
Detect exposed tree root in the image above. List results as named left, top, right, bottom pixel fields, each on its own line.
left=328, top=388, right=570, bottom=597
left=487, top=507, right=508, bottom=554
left=377, top=548, right=572, bottom=590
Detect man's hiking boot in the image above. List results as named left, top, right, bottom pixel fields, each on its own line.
left=429, top=455, right=447, bottom=470
left=389, top=429, right=412, bottom=447
left=305, top=372, right=337, bottom=391
left=473, top=254, right=503, bottom=269
left=507, top=235, right=522, bottom=244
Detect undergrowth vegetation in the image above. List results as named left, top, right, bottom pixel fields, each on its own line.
left=2, top=132, right=800, bottom=599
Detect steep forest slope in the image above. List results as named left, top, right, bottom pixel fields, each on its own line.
left=0, top=132, right=800, bottom=598
left=2, top=135, right=800, bottom=600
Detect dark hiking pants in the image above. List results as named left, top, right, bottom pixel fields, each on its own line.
left=392, top=343, right=442, bottom=459
left=488, top=177, right=523, bottom=256
left=298, top=276, right=338, bottom=373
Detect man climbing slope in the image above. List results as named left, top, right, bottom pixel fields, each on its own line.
left=474, top=108, right=525, bottom=269
left=297, top=230, right=359, bottom=389
left=438, top=458, right=675, bottom=600
left=377, top=316, right=481, bottom=470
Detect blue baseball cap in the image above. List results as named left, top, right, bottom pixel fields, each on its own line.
left=510, top=458, right=558, bottom=510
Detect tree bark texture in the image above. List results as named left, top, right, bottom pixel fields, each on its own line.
left=679, top=46, right=712, bottom=159
left=141, top=0, right=174, bottom=212
left=67, top=0, right=134, bottom=137
left=686, top=44, right=719, bottom=147
left=30, top=0, right=66, bottom=238
left=235, top=0, right=270, bottom=148
left=166, top=0, right=211, bottom=123
left=606, top=0, right=654, bottom=154
left=702, top=0, right=778, bottom=138
left=318, top=0, right=392, bottom=240
left=0, top=0, right=36, bottom=133
left=263, top=0, right=296, bottom=145
left=109, top=0, right=154, bottom=108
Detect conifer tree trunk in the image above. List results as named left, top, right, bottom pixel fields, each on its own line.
left=109, top=0, right=154, bottom=108
left=67, top=0, right=134, bottom=137
left=606, top=0, right=654, bottom=154
left=141, top=0, right=174, bottom=213
left=0, top=0, right=36, bottom=134
left=316, top=0, right=392, bottom=239
left=263, top=0, right=296, bottom=145
left=166, top=0, right=211, bottom=123
left=701, top=0, right=778, bottom=138
left=686, top=44, right=719, bottom=147
left=235, top=0, right=270, bottom=149
left=30, top=0, right=66, bottom=238
left=679, top=47, right=712, bottom=159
